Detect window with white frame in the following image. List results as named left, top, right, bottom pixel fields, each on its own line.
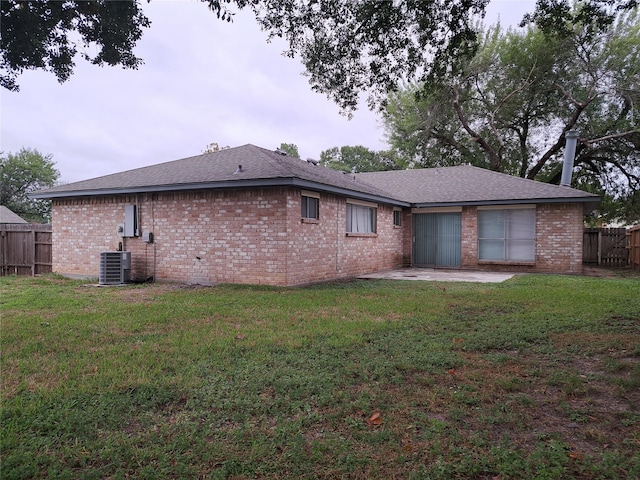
left=301, top=191, right=319, bottom=220
left=346, top=200, right=377, bottom=233
left=478, top=207, right=536, bottom=261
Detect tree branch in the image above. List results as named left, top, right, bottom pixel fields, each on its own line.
left=582, top=130, right=640, bottom=147
left=526, top=95, right=596, bottom=179
left=451, top=86, right=502, bottom=170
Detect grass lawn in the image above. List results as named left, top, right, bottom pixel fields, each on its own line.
left=1, top=273, right=639, bottom=479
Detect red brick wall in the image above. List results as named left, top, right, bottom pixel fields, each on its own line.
left=285, top=193, right=404, bottom=285
left=51, top=195, right=133, bottom=277
left=51, top=191, right=584, bottom=284
left=401, top=210, right=413, bottom=267
left=459, top=203, right=584, bottom=274
left=51, top=187, right=405, bottom=286
left=533, top=203, right=585, bottom=274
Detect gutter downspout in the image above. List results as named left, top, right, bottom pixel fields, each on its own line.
left=560, top=130, right=579, bottom=187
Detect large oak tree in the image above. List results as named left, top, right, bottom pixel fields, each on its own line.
left=3, top=0, right=635, bottom=112
left=383, top=7, right=639, bottom=223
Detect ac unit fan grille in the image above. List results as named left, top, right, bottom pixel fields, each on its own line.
left=99, top=252, right=130, bottom=285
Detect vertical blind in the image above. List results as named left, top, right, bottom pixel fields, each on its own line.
left=478, top=209, right=535, bottom=261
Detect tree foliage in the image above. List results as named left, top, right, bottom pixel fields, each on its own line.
left=0, top=148, right=59, bottom=223
left=320, top=145, right=406, bottom=173
left=250, top=0, right=487, bottom=115
left=383, top=7, right=640, bottom=223
left=1, top=0, right=150, bottom=91
left=203, top=142, right=230, bottom=153
left=2, top=0, right=637, bottom=117
left=248, top=0, right=634, bottom=114
left=278, top=143, right=300, bottom=157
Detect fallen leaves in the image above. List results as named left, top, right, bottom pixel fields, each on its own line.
left=569, top=451, right=584, bottom=460
left=366, top=411, right=383, bottom=427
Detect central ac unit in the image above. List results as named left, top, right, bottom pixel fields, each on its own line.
left=99, top=251, right=131, bottom=285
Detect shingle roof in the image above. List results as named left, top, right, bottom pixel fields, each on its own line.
left=357, top=165, right=598, bottom=206
left=0, top=206, right=28, bottom=223
left=32, top=144, right=598, bottom=206
left=32, top=144, right=405, bottom=205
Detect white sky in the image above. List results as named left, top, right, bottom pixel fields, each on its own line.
left=0, top=0, right=535, bottom=184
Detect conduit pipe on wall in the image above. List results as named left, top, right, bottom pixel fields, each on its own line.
left=560, top=130, right=579, bottom=187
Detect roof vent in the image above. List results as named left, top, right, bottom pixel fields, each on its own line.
left=560, top=130, right=579, bottom=187
left=234, top=165, right=244, bottom=174
left=275, top=148, right=287, bottom=155
left=306, top=158, right=319, bottom=166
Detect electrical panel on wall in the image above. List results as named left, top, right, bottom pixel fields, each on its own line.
left=123, top=205, right=137, bottom=237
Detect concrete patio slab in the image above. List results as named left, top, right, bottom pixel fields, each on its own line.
left=358, top=268, right=517, bottom=283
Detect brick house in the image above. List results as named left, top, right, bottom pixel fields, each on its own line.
left=32, top=144, right=598, bottom=286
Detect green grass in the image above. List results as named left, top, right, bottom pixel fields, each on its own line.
left=1, top=273, right=639, bottom=479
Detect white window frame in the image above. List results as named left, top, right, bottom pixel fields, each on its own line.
left=478, top=206, right=536, bottom=262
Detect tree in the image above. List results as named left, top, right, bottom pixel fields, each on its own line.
left=320, top=145, right=406, bottom=173
left=0, top=0, right=483, bottom=101
left=278, top=143, right=299, bottom=157
left=250, top=0, right=635, bottom=114
left=383, top=8, right=640, bottom=223
left=0, top=148, right=59, bottom=223
left=203, top=142, right=230, bottom=153
left=1, top=1, right=150, bottom=91
left=2, top=0, right=636, bottom=114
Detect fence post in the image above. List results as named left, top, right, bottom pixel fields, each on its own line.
left=597, top=230, right=602, bottom=266
left=31, top=229, right=36, bottom=276
left=629, top=225, right=640, bottom=272
left=1, top=230, right=5, bottom=276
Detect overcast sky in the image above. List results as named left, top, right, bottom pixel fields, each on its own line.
left=1, top=0, right=535, bottom=184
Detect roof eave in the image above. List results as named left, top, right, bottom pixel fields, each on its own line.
left=291, top=179, right=409, bottom=206
left=30, top=178, right=410, bottom=207
left=412, top=196, right=601, bottom=208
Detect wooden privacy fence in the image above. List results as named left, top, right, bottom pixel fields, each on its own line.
left=629, top=225, right=640, bottom=272
left=0, top=224, right=52, bottom=276
left=583, top=227, right=629, bottom=267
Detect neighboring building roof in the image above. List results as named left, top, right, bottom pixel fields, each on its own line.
left=31, top=144, right=599, bottom=207
left=357, top=165, right=599, bottom=207
left=31, top=144, right=407, bottom=206
left=0, top=206, right=28, bottom=224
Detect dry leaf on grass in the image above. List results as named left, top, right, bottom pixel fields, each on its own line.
left=366, top=411, right=383, bottom=426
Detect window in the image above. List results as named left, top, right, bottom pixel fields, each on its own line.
left=301, top=192, right=319, bottom=220
left=346, top=201, right=377, bottom=233
left=393, top=209, right=402, bottom=227
left=478, top=208, right=535, bottom=261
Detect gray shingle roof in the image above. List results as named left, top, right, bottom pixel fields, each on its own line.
left=32, top=144, right=598, bottom=206
left=32, top=144, right=404, bottom=205
left=357, top=165, right=598, bottom=206
left=0, top=206, right=28, bottom=223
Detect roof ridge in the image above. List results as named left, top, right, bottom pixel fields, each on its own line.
left=464, top=165, right=581, bottom=190
left=361, top=164, right=581, bottom=191
left=244, top=144, right=295, bottom=177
